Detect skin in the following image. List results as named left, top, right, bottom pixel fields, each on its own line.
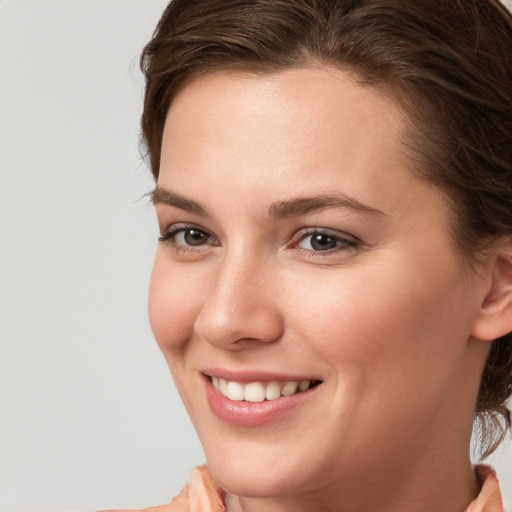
left=148, top=67, right=506, bottom=512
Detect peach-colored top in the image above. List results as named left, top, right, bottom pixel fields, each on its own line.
left=105, top=466, right=225, bottom=512
left=107, top=464, right=504, bottom=512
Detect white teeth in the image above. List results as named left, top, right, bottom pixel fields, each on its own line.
left=226, top=381, right=245, bottom=401
left=244, top=382, right=266, bottom=403
left=281, top=381, right=298, bottom=396
left=265, top=381, right=281, bottom=401
left=299, top=380, right=310, bottom=391
left=211, top=377, right=315, bottom=402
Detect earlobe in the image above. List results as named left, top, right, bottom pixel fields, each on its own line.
left=472, top=242, right=512, bottom=341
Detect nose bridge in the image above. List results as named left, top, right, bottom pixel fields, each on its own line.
left=194, top=244, right=283, bottom=347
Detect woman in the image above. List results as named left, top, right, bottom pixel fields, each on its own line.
left=116, top=0, right=512, bottom=510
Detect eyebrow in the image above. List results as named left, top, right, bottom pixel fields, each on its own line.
left=151, top=186, right=384, bottom=218
left=268, top=194, right=384, bottom=218
left=151, top=187, right=209, bottom=216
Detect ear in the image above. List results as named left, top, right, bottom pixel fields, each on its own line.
left=472, top=241, right=512, bottom=341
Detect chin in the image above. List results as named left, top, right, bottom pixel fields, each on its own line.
left=201, top=434, right=331, bottom=499
left=206, top=454, right=310, bottom=498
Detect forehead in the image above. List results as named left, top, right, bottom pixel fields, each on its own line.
left=159, top=67, right=441, bottom=221
left=162, top=67, right=407, bottom=164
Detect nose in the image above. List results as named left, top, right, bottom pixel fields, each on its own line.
left=194, top=252, right=284, bottom=350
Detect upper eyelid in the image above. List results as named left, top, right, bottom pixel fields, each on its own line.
left=160, top=222, right=212, bottom=235
left=160, top=224, right=355, bottom=236
left=292, top=227, right=358, bottom=242
left=158, top=222, right=359, bottom=247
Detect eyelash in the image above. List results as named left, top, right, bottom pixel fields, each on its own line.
left=158, top=224, right=360, bottom=256
left=158, top=224, right=219, bottom=253
left=292, top=229, right=359, bottom=255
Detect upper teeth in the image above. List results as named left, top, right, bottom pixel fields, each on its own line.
left=211, top=377, right=313, bottom=402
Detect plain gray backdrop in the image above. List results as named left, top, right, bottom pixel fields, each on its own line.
left=0, top=1, right=511, bottom=511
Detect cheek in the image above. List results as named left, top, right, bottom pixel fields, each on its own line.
left=148, top=255, right=202, bottom=357
left=288, top=259, right=471, bottom=383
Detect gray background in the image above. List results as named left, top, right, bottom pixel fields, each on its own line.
left=0, top=1, right=510, bottom=511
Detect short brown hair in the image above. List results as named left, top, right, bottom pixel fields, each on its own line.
left=140, top=0, right=512, bottom=456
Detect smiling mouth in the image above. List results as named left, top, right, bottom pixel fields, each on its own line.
left=210, top=376, right=322, bottom=403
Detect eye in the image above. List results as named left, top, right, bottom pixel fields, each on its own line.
left=158, top=225, right=217, bottom=248
left=295, top=230, right=358, bottom=253
left=175, top=228, right=209, bottom=246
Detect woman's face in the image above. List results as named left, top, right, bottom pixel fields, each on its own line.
left=149, top=68, right=489, bottom=499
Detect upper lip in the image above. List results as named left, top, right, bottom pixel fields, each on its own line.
left=200, top=368, right=322, bottom=383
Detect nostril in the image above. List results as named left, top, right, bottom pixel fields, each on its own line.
left=194, top=305, right=284, bottom=349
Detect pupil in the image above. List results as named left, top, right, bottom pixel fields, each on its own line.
left=185, top=229, right=206, bottom=246
left=311, top=234, right=335, bottom=251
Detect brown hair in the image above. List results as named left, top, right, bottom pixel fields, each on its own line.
left=140, top=0, right=512, bottom=457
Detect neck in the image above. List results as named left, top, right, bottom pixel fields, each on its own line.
left=225, top=437, right=479, bottom=512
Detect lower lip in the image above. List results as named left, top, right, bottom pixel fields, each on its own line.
left=204, top=376, right=321, bottom=427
